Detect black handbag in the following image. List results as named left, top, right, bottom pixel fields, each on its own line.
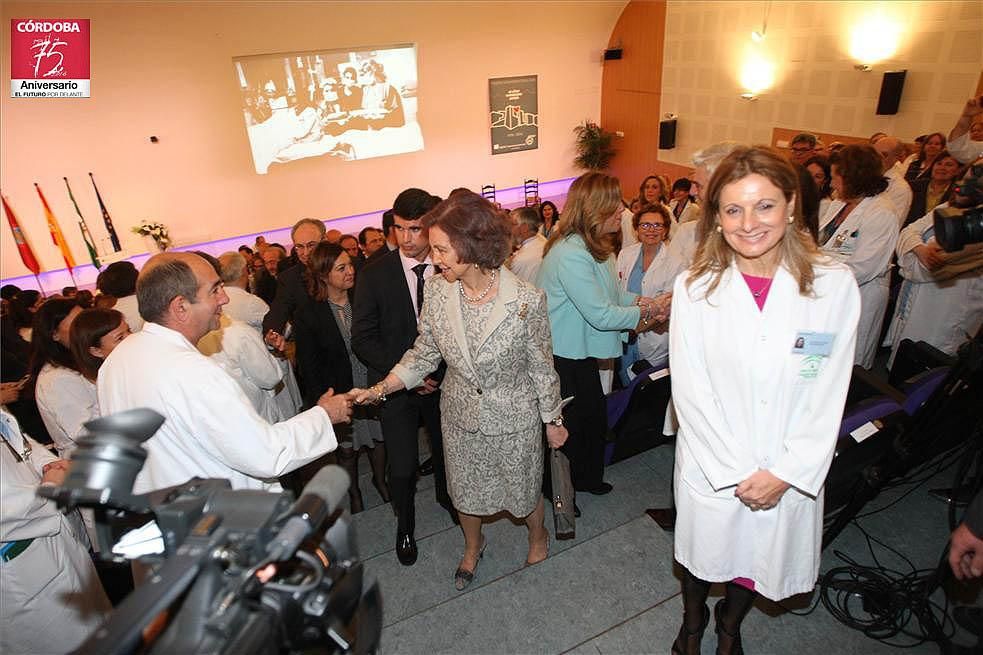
left=550, top=447, right=576, bottom=540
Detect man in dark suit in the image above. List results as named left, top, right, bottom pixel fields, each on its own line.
left=262, top=218, right=326, bottom=340
left=352, top=188, right=453, bottom=566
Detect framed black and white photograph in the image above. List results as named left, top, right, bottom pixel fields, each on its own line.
left=234, top=44, right=422, bottom=174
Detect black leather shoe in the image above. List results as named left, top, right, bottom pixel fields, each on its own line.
left=418, top=457, right=434, bottom=476
left=396, top=533, right=418, bottom=566
left=645, top=507, right=676, bottom=532
left=578, top=482, right=613, bottom=496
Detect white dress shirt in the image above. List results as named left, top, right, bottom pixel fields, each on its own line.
left=882, top=164, right=913, bottom=227
left=222, top=286, right=270, bottom=332
left=98, top=322, right=337, bottom=493
left=113, top=294, right=144, bottom=332
left=399, top=250, right=436, bottom=321
left=509, top=233, right=547, bottom=286
left=35, top=364, right=98, bottom=458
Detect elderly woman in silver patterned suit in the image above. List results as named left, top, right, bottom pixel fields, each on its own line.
left=354, top=191, right=568, bottom=591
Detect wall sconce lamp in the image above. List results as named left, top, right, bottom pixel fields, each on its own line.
left=854, top=64, right=872, bottom=72
left=740, top=93, right=758, bottom=100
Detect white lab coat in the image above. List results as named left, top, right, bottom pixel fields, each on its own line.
left=886, top=207, right=983, bottom=366
left=669, top=198, right=701, bottom=226
left=114, top=294, right=144, bottom=332
left=509, top=233, right=547, bottom=287
left=98, top=321, right=337, bottom=494
left=222, top=285, right=270, bottom=332
left=616, top=242, right=686, bottom=367
left=0, top=410, right=110, bottom=654
left=882, top=165, right=913, bottom=227
left=819, top=195, right=898, bottom=368
left=198, top=315, right=287, bottom=423
left=947, top=132, right=983, bottom=164
left=620, top=207, right=638, bottom=248
left=669, top=261, right=860, bottom=601
left=35, top=363, right=98, bottom=458
left=665, top=219, right=701, bottom=268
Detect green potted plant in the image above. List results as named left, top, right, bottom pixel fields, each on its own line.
left=573, top=120, right=616, bottom=170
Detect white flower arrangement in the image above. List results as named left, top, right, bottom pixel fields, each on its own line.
left=132, top=221, right=172, bottom=251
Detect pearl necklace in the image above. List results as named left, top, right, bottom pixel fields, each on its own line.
left=459, top=269, right=497, bottom=303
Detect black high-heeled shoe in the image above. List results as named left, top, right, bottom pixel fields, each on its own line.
left=714, top=599, right=745, bottom=655
left=671, top=603, right=709, bottom=655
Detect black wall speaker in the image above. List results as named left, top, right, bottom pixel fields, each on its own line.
left=875, top=70, right=906, bottom=115
left=603, top=48, right=623, bottom=61
left=659, top=119, right=677, bottom=149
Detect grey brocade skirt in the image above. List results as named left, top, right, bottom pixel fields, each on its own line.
left=442, top=423, right=544, bottom=517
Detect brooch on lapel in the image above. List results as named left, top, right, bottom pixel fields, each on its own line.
left=517, top=302, right=528, bottom=319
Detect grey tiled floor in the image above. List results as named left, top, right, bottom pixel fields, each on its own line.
left=348, top=440, right=980, bottom=654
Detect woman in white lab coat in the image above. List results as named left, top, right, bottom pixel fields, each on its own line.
left=615, top=204, right=685, bottom=382
left=668, top=177, right=701, bottom=226
left=886, top=200, right=983, bottom=367
left=818, top=144, right=898, bottom=369
left=669, top=146, right=860, bottom=655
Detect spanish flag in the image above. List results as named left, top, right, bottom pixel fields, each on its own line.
left=34, top=183, right=76, bottom=272
left=2, top=194, right=41, bottom=275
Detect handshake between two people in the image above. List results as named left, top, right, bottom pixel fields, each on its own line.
left=635, top=292, right=673, bottom=335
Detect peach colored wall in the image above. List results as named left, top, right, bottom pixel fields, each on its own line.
left=1, top=1, right=626, bottom=279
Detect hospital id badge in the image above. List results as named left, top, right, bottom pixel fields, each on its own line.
left=791, top=331, right=835, bottom=356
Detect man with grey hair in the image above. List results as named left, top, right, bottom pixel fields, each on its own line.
left=873, top=135, right=914, bottom=225
left=650, top=140, right=741, bottom=534
left=665, top=140, right=741, bottom=266
left=98, top=252, right=352, bottom=494
left=218, top=251, right=269, bottom=331
left=263, top=218, right=326, bottom=341
left=508, top=206, right=547, bottom=286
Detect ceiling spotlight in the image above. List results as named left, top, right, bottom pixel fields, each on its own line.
left=854, top=64, right=872, bottom=72
left=751, top=30, right=765, bottom=43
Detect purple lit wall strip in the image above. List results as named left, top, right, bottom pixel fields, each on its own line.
left=1, top=177, right=574, bottom=293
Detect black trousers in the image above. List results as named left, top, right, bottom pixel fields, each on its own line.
left=553, top=355, right=608, bottom=491
left=379, top=389, right=449, bottom=534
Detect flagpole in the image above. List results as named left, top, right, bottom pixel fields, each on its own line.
left=33, top=273, right=45, bottom=297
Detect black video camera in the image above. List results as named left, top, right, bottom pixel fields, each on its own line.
left=933, top=161, right=983, bottom=252
left=39, top=409, right=382, bottom=655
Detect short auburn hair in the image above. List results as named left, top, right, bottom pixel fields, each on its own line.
left=421, top=192, right=512, bottom=269
left=632, top=203, right=672, bottom=231
left=829, top=144, right=889, bottom=199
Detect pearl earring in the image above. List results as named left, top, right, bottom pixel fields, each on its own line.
left=715, top=225, right=722, bottom=233
left=788, top=214, right=795, bottom=224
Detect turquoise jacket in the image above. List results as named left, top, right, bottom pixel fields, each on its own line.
left=536, top=234, right=641, bottom=359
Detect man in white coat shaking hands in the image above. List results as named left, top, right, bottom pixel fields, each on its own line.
left=99, top=252, right=352, bottom=494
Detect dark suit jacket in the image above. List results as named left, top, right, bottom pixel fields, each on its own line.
left=253, top=270, right=278, bottom=306
left=351, top=250, right=420, bottom=385
left=905, top=179, right=953, bottom=228
left=293, top=289, right=355, bottom=409
left=262, top=263, right=305, bottom=335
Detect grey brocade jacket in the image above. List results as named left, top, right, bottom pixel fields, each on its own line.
left=392, top=266, right=563, bottom=435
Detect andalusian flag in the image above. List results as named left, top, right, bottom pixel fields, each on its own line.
left=2, top=194, right=41, bottom=275
left=34, top=183, right=76, bottom=273
left=64, top=177, right=100, bottom=268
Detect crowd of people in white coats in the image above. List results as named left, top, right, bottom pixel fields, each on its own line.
left=1, top=96, right=981, bottom=654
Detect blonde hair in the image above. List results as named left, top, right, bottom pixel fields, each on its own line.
left=688, top=146, right=822, bottom=298
left=543, top=172, right=622, bottom=262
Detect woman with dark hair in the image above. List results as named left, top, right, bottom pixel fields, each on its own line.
left=538, top=173, right=666, bottom=501
left=31, top=298, right=87, bottom=457
left=904, top=152, right=962, bottom=227
left=294, top=242, right=387, bottom=514
left=96, top=261, right=142, bottom=332
left=353, top=191, right=567, bottom=589
left=820, top=144, right=899, bottom=368
left=69, top=308, right=131, bottom=383
left=793, top=163, right=822, bottom=242
left=902, top=132, right=946, bottom=182
left=668, top=178, right=700, bottom=225
left=669, top=146, right=859, bottom=655
left=539, top=200, right=560, bottom=238
left=615, top=203, right=685, bottom=381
